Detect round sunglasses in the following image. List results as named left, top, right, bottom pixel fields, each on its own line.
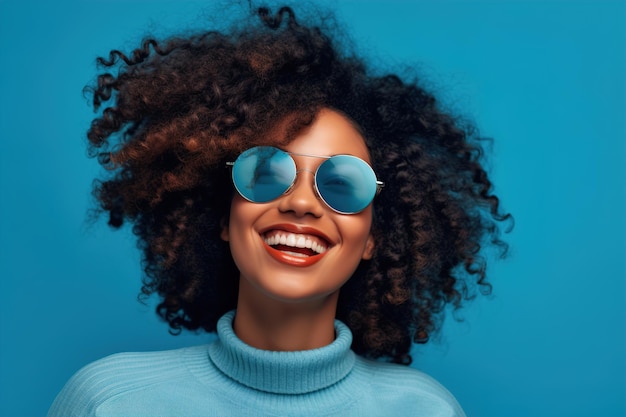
left=227, top=146, right=384, bottom=214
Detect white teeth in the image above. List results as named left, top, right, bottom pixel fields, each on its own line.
left=283, top=250, right=308, bottom=258
left=264, top=232, right=327, bottom=254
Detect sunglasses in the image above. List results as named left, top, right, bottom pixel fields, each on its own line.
left=227, top=146, right=384, bottom=214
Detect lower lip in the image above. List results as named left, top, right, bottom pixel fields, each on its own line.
left=262, top=241, right=326, bottom=267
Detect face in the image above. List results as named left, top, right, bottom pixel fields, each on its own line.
left=221, top=109, right=375, bottom=305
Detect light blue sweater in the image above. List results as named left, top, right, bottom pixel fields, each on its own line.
left=48, top=311, right=465, bottom=417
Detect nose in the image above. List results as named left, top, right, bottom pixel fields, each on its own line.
left=277, top=169, right=325, bottom=218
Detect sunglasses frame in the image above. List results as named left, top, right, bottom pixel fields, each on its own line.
left=226, top=146, right=384, bottom=214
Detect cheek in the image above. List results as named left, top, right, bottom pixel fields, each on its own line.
left=228, top=195, right=259, bottom=229
left=339, top=209, right=373, bottom=252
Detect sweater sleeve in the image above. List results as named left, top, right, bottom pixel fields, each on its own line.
left=47, top=347, right=204, bottom=417
left=47, top=357, right=113, bottom=417
left=47, top=350, right=182, bottom=417
left=351, top=357, right=467, bottom=417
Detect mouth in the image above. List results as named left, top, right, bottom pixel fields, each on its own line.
left=260, top=226, right=332, bottom=266
left=263, top=231, right=329, bottom=257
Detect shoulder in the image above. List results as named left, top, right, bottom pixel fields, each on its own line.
left=47, top=345, right=209, bottom=417
left=351, top=357, right=466, bottom=417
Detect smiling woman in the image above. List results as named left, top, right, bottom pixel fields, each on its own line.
left=47, top=4, right=511, bottom=417
left=224, top=110, right=377, bottom=351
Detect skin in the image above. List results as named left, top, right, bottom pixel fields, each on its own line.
left=221, top=108, right=376, bottom=351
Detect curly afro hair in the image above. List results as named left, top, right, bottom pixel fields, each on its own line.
left=86, top=5, right=512, bottom=364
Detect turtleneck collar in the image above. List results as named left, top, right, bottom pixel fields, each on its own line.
left=208, top=310, right=355, bottom=394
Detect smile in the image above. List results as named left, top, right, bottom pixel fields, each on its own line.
left=260, top=227, right=332, bottom=267
left=263, top=231, right=328, bottom=256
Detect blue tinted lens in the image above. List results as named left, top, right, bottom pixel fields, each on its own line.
left=316, top=155, right=378, bottom=214
left=232, top=147, right=295, bottom=202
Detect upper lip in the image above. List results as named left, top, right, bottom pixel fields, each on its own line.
left=259, top=223, right=334, bottom=247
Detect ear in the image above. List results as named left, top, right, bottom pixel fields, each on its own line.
left=220, top=217, right=230, bottom=242
left=361, top=234, right=375, bottom=260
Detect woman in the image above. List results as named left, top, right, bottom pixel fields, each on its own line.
left=49, top=5, right=510, bottom=416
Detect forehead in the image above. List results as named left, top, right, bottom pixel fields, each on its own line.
left=281, top=109, right=370, bottom=163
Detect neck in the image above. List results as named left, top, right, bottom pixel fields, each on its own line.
left=233, top=279, right=339, bottom=351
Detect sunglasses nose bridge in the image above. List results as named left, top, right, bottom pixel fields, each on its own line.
left=295, top=166, right=325, bottom=199
left=278, top=168, right=325, bottom=217
left=292, top=168, right=321, bottom=198
left=295, top=167, right=316, bottom=177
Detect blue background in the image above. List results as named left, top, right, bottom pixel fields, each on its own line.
left=1, top=1, right=624, bottom=416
